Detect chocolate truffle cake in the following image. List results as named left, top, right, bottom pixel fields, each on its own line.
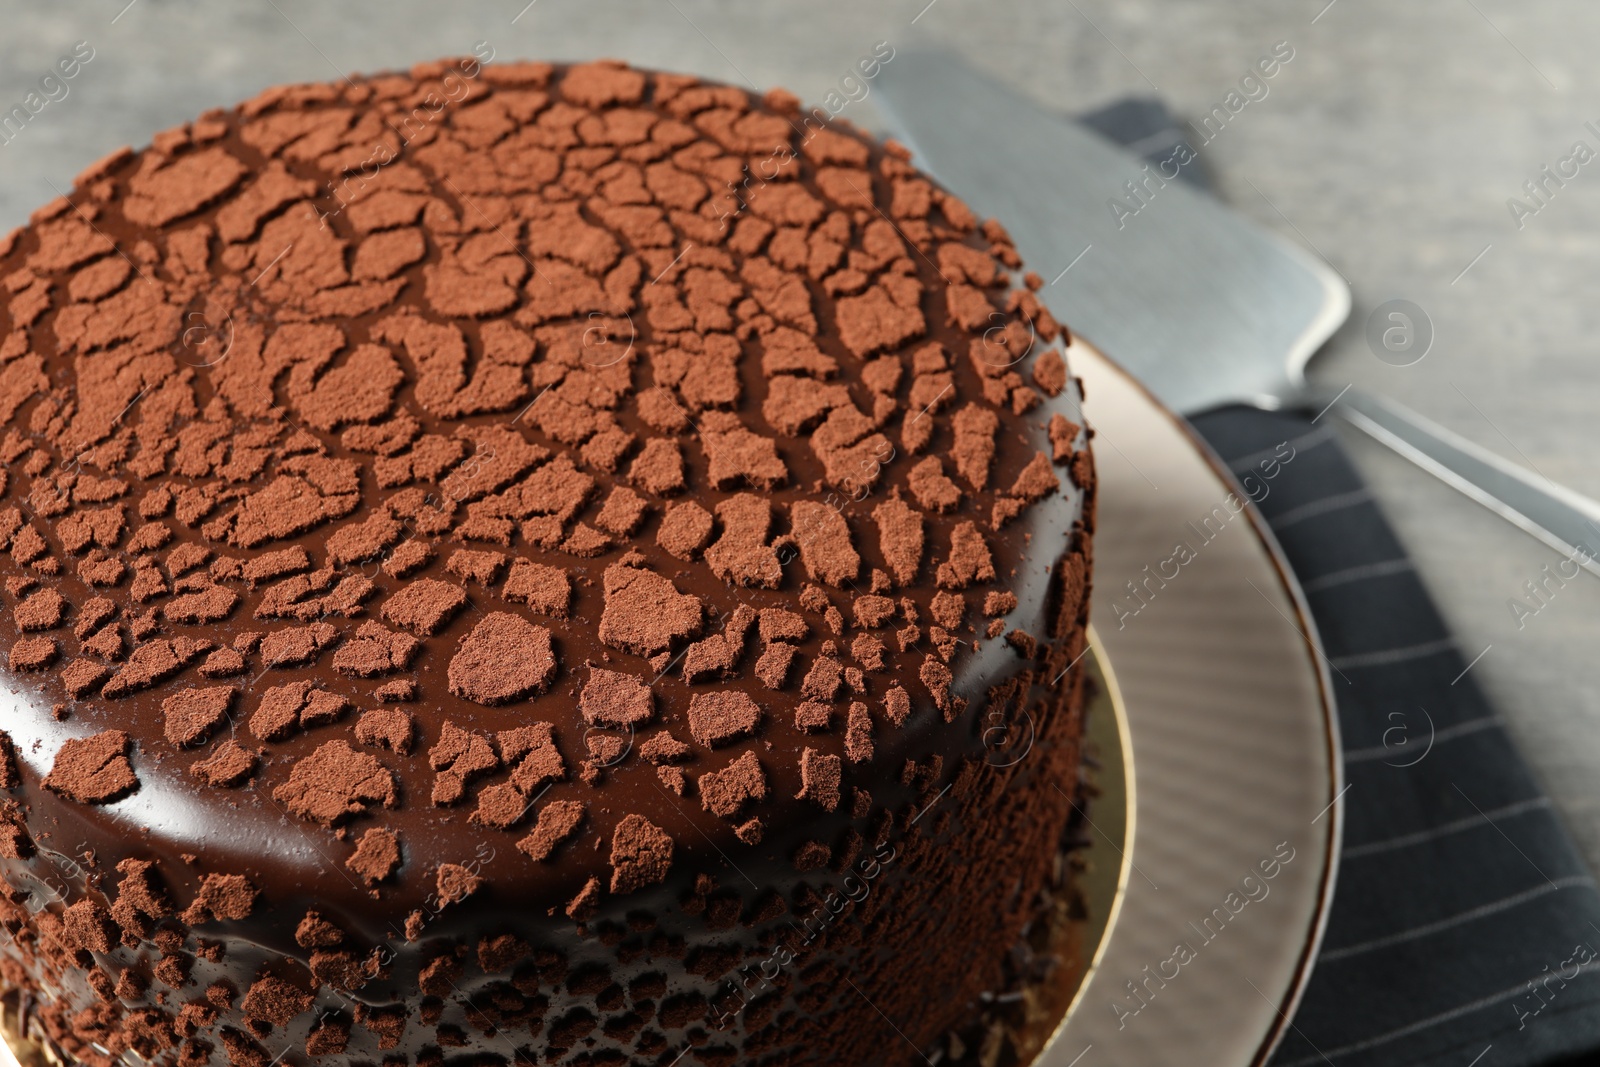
left=0, top=57, right=1095, bottom=1067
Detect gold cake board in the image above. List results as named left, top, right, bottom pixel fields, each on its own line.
left=1, top=995, right=56, bottom=1067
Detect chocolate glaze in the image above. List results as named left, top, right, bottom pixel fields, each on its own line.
left=0, top=58, right=1094, bottom=1067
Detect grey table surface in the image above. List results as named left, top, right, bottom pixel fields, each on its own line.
left=1, top=0, right=1597, bottom=869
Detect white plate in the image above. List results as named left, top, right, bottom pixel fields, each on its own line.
left=1043, top=341, right=1342, bottom=1066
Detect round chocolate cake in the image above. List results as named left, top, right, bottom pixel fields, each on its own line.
left=0, top=57, right=1094, bottom=1067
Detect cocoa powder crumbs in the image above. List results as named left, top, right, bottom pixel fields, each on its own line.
left=429, top=721, right=501, bottom=806
left=937, top=521, right=997, bottom=590
left=241, top=976, right=312, bottom=1028
left=852, top=632, right=889, bottom=675
left=499, top=721, right=566, bottom=795
left=907, top=457, right=963, bottom=514
left=685, top=691, right=762, bottom=748
left=273, top=740, right=398, bottom=825
left=501, top=559, right=572, bottom=617
left=444, top=548, right=507, bottom=586
left=984, top=590, right=1019, bottom=616
left=1008, top=451, right=1060, bottom=502
left=594, top=486, right=651, bottom=536
left=470, top=782, right=529, bottom=830
left=638, top=730, right=690, bottom=764
left=793, top=841, right=832, bottom=871
left=658, top=764, right=688, bottom=796
left=608, top=814, right=674, bottom=894
left=295, top=912, right=345, bottom=949
left=9, top=637, right=58, bottom=672
left=306, top=1017, right=349, bottom=1057
left=628, top=438, right=686, bottom=496
left=579, top=667, right=654, bottom=727
left=15, top=588, right=67, bottom=630
left=182, top=873, right=257, bottom=924
left=353, top=707, right=415, bottom=755
left=347, top=826, right=402, bottom=885
left=380, top=578, right=469, bottom=636
left=931, top=590, right=965, bottom=630
left=477, top=932, right=530, bottom=973
left=0, top=729, right=18, bottom=790
left=697, top=751, right=766, bottom=818
left=62, top=899, right=116, bottom=953
left=655, top=501, right=714, bottom=560
left=517, top=799, right=585, bottom=862
left=375, top=679, right=415, bottom=702
left=872, top=494, right=926, bottom=585
left=758, top=607, right=809, bottom=644
left=852, top=594, right=896, bottom=629
left=884, top=686, right=913, bottom=727
left=447, top=612, right=557, bottom=705
left=161, top=686, right=236, bottom=747
left=1049, top=413, right=1082, bottom=462
left=788, top=501, right=861, bottom=587
left=844, top=702, right=874, bottom=763
left=435, top=863, right=482, bottom=906
left=565, top=876, right=602, bottom=921
left=189, top=740, right=256, bottom=788
left=597, top=563, right=703, bottom=657
left=754, top=643, right=797, bottom=689
left=951, top=404, right=999, bottom=490
left=1032, top=350, right=1067, bottom=396
left=704, top=494, right=783, bottom=589
left=0, top=804, right=32, bottom=860
left=794, top=700, right=832, bottom=733
left=44, top=729, right=139, bottom=803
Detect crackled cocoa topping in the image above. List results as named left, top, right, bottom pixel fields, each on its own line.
left=0, top=57, right=1095, bottom=1067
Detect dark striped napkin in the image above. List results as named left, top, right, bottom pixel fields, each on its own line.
left=1082, top=99, right=1600, bottom=1067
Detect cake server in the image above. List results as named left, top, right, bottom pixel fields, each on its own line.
left=873, top=50, right=1600, bottom=577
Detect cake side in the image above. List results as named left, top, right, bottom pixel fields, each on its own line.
left=0, top=58, right=1095, bottom=1067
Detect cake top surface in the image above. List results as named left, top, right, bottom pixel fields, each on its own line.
left=0, top=57, right=1089, bottom=935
